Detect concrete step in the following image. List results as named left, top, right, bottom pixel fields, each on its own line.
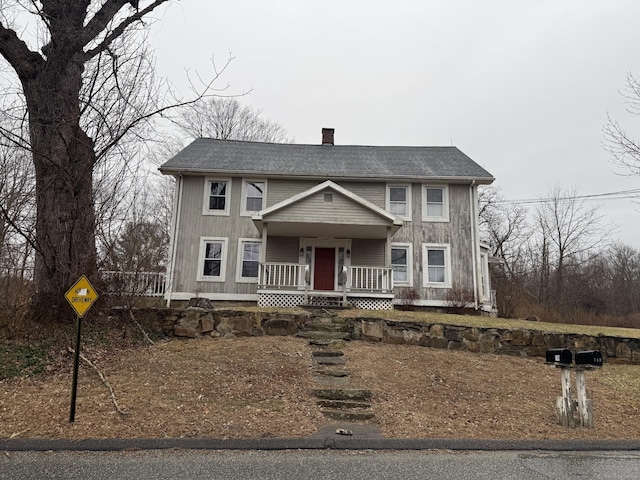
left=311, top=388, right=373, bottom=401
left=320, top=409, right=375, bottom=421
left=317, top=399, right=373, bottom=409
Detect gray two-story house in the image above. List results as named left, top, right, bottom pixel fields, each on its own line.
left=160, top=128, right=495, bottom=311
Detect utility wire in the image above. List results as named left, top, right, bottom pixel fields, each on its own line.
left=492, top=188, right=640, bottom=206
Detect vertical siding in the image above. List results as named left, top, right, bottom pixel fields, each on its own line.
left=391, top=183, right=474, bottom=302
left=172, top=176, right=261, bottom=295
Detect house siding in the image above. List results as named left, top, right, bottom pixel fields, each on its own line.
left=265, top=189, right=388, bottom=225
left=391, top=183, right=475, bottom=303
left=266, top=236, right=299, bottom=263
left=351, top=239, right=386, bottom=267
left=267, top=179, right=385, bottom=209
left=173, top=176, right=260, bottom=295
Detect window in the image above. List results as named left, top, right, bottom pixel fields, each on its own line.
left=422, top=185, right=449, bottom=222
left=423, top=243, right=451, bottom=288
left=237, top=239, right=261, bottom=282
left=203, top=178, right=231, bottom=216
left=242, top=180, right=266, bottom=215
left=386, top=184, right=411, bottom=220
left=198, top=237, right=227, bottom=281
left=391, top=243, right=412, bottom=286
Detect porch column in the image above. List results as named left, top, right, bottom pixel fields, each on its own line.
left=385, top=226, right=392, bottom=266
left=260, top=223, right=268, bottom=263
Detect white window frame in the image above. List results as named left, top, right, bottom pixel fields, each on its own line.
left=391, top=242, right=413, bottom=286
left=236, top=238, right=262, bottom=283
left=386, top=184, right=412, bottom=220
left=203, top=177, right=232, bottom=216
left=422, top=185, right=449, bottom=222
left=241, top=179, right=267, bottom=216
left=197, top=237, right=228, bottom=282
left=480, top=252, right=490, bottom=301
left=422, top=243, right=451, bottom=288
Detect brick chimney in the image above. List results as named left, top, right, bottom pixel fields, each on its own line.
left=322, top=128, right=335, bottom=145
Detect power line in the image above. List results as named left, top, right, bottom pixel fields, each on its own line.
left=492, top=188, right=640, bottom=206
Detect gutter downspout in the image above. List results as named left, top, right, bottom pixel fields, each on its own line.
left=166, top=173, right=183, bottom=308
left=469, top=180, right=479, bottom=309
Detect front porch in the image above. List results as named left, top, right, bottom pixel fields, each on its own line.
left=257, top=263, right=395, bottom=309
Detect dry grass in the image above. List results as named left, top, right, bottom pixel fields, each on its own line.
left=2, top=334, right=640, bottom=440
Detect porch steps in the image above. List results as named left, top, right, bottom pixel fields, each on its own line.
left=305, top=316, right=375, bottom=423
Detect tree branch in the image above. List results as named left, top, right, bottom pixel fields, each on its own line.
left=0, top=20, right=43, bottom=80
left=82, top=0, right=171, bottom=60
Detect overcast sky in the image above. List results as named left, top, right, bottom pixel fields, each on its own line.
left=148, top=0, right=640, bottom=246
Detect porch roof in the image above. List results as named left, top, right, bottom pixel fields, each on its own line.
left=252, top=180, right=403, bottom=238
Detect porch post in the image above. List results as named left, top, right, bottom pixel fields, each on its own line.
left=385, top=226, right=392, bottom=266
left=260, top=223, right=268, bottom=263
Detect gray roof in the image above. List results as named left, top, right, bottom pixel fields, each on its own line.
left=160, top=138, right=494, bottom=183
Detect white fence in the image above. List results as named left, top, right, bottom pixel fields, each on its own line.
left=101, top=271, right=166, bottom=297
left=258, top=263, right=393, bottom=293
left=258, top=263, right=307, bottom=289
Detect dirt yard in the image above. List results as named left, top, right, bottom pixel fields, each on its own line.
left=2, top=334, right=640, bottom=440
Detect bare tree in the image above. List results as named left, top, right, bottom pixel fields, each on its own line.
left=534, top=186, right=611, bottom=308
left=478, top=186, right=531, bottom=317
left=0, top=1, right=214, bottom=320
left=604, top=72, right=640, bottom=176
left=176, top=97, right=291, bottom=143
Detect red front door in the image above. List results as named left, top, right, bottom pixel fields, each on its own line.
left=314, top=248, right=335, bottom=290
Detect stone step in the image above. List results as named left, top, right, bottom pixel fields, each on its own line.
left=308, top=339, right=346, bottom=349
left=317, top=399, right=373, bottom=409
left=313, top=367, right=350, bottom=377
left=313, top=356, right=346, bottom=366
left=320, top=409, right=375, bottom=421
left=297, top=331, right=351, bottom=341
left=311, top=388, right=372, bottom=401
left=304, top=316, right=350, bottom=328
left=311, top=350, right=344, bottom=358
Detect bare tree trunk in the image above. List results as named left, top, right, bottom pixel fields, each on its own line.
left=23, top=55, right=97, bottom=320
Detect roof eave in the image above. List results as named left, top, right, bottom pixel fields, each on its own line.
left=159, top=167, right=494, bottom=184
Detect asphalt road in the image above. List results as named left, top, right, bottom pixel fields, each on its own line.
left=3, top=449, right=640, bottom=480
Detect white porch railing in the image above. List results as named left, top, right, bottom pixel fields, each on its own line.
left=258, top=263, right=307, bottom=289
left=101, top=271, right=167, bottom=297
left=258, top=263, right=393, bottom=293
left=347, top=266, right=393, bottom=293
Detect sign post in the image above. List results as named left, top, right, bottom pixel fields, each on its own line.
left=65, top=275, right=98, bottom=423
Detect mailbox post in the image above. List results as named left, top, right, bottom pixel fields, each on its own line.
left=546, top=349, right=602, bottom=428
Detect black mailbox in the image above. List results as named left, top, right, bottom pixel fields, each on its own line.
left=575, top=350, right=603, bottom=368
left=546, top=348, right=573, bottom=365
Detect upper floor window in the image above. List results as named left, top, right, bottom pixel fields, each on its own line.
left=237, top=239, right=261, bottom=282
left=242, top=180, right=267, bottom=215
left=422, top=185, right=449, bottom=222
left=391, top=242, right=413, bottom=286
left=423, top=243, right=451, bottom=288
left=386, top=184, right=411, bottom=220
left=198, top=237, right=228, bottom=282
left=203, top=178, right=231, bottom=216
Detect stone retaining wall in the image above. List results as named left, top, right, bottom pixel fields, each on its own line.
left=121, top=307, right=640, bottom=365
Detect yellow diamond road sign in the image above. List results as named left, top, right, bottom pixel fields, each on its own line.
left=65, top=275, right=98, bottom=318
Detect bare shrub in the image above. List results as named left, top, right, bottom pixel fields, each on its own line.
left=397, top=287, right=420, bottom=311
